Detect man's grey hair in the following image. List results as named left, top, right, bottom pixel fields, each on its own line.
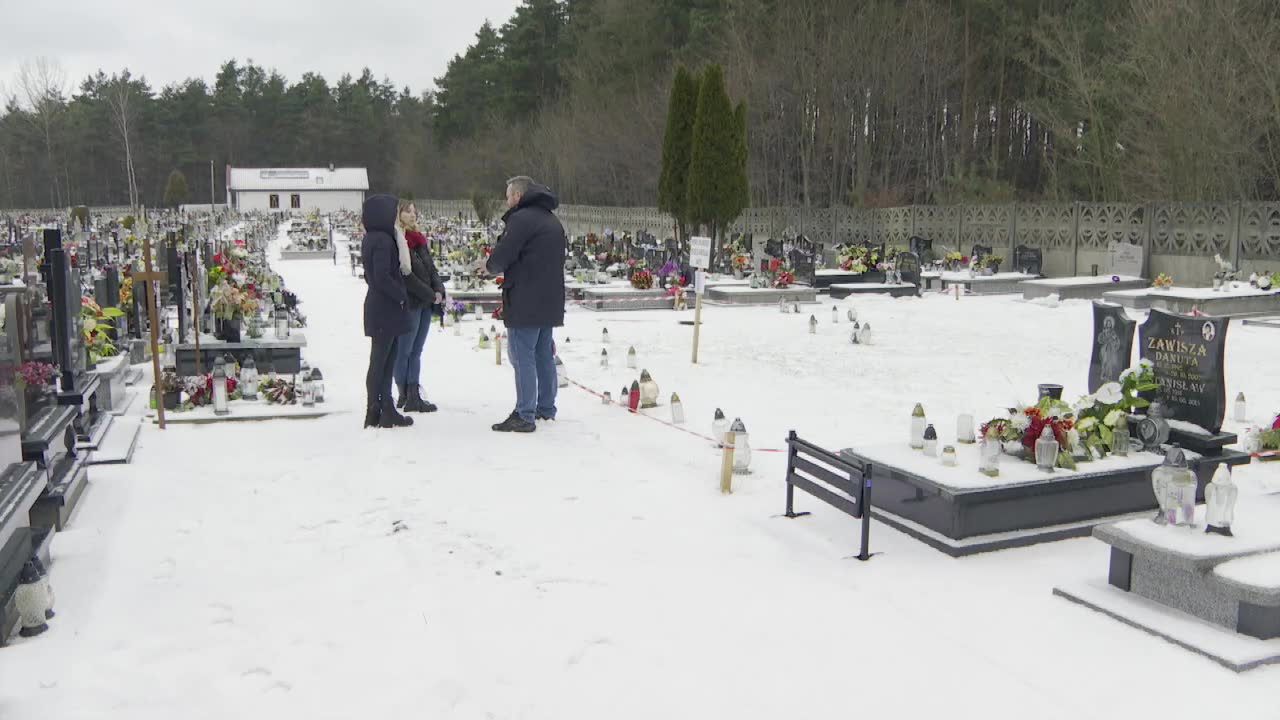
left=506, top=176, right=535, bottom=195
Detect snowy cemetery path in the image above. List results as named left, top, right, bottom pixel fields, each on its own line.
left=2, top=239, right=1279, bottom=718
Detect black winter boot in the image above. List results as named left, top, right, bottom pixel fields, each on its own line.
left=364, top=403, right=381, bottom=428
left=379, top=400, right=414, bottom=428
left=396, top=384, right=408, bottom=409
left=403, top=384, right=438, bottom=413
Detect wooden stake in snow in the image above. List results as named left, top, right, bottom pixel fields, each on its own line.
left=495, top=332, right=503, bottom=366
left=719, top=429, right=736, bottom=494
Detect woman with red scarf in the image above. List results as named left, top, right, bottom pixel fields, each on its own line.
left=393, top=202, right=447, bottom=412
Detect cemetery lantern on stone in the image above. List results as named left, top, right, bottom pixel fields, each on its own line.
left=600, top=349, right=608, bottom=368
left=627, top=346, right=637, bottom=369
left=730, top=418, right=751, bottom=475
left=808, top=315, right=817, bottom=334
left=274, top=303, right=290, bottom=339
left=979, top=435, right=1000, bottom=477
left=957, top=414, right=976, bottom=444
left=1035, top=426, right=1059, bottom=472
left=910, top=403, right=927, bottom=449
left=1234, top=392, right=1247, bottom=423
left=212, top=357, right=230, bottom=416
left=1204, top=465, right=1237, bottom=536
left=240, top=356, right=259, bottom=400
left=1151, top=446, right=1196, bottom=526
left=670, top=393, right=685, bottom=424
left=922, top=424, right=938, bottom=457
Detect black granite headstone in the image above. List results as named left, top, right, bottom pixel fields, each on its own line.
left=897, top=251, right=922, bottom=289
left=764, top=239, right=784, bottom=260
left=971, top=244, right=993, bottom=263
left=1089, top=302, right=1136, bottom=392
left=0, top=294, right=23, bottom=468
left=788, top=236, right=817, bottom=286
left=1014, top=245, right=1043, bottom=276
left=1139, top=309, right=1229, bottom=433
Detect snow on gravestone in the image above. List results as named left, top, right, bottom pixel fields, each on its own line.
left=1088, top=301, right=1136, bottom=393
left=1139, top=309, right=1229, bottom=433
left=1108, top=241, right=1145, bottom=278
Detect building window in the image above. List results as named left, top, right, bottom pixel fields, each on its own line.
left=269, top=194, right=279, bottom=209
left=291, top=194, right=301, bottom=209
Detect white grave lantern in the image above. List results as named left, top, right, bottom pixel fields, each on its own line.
left=212, top=358, right=230, bottom=416
left=555, top=356, right=568, bottom=388
left=274, top=304, right=290, bottom=339
left=300, top=369, right=316, bottom=407
left=730, top=418, right=751, bottom=474
left=1205, top=464, right=1237, bottom=537
left=602, top=327, right=610, bottom=344
left=808, top=315, right=817, bottom=334
left=957, top=414, right=976, bottom=444
left=1234, top=392, right=1247, bottom=423
left=239, top=356, right=259, bottom=400
left=670, top=393, right=685, bottom=424
left=600, top=349, right=609, bottom=368
left=639, top=369, right=659, bottom=408
left=310, top=367, right=325, bottom=403
left=712, top=408, right=729, bottom=447
left=832, top=305, right=839, bottom=324
left=910, top=403, right=926, bottom=449
left=627, top=346, right=637, bottom=369
left=922, top=424, right=938, bottom=457
left=1035, top=425, right=1059, bottom=471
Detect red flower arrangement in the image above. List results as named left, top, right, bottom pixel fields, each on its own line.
left=773, top=270, right=795, bottom=289
left=1020, top=406, right=1073, bottom=455
left=494, top=276, right=505, bottom=287
left=630, top=269, right=654, bottom=290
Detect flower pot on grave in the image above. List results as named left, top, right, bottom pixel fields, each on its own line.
left=981, top=267, right=994, bottom=277
left=990, top=263, right=1001, bottom=274
left=162, top=390, right=181, bottom=410
left=733, top=268, right=744, bottom=280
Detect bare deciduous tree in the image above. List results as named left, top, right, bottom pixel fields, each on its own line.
left=16, top=57, right=67, bottom=207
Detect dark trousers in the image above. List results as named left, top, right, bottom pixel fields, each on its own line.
left=366, top=335, right=400, bottom=411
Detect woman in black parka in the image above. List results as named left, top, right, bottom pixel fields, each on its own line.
left=360, top=194, right=413, bottom=428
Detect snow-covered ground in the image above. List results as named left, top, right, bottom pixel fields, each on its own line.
left=2, top=227, right=1279, bottom=718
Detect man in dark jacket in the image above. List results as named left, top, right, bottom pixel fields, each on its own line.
left=485, top=176, right=567, bottom=433
left=361, top=194, right=413, bottom=429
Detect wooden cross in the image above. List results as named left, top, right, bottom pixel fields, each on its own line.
left=135, top=235, right=169, bottom=429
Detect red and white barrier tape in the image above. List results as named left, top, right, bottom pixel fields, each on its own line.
left=565, top=378, right=785, bottom=453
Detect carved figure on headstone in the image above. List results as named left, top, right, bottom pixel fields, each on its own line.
left=1095, top=316, right=1125, bottom=385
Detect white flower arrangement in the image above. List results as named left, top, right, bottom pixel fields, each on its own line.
left=1104, top=408, right=1125, bottom=427
left=1011, top=413, right=1031, bottom=431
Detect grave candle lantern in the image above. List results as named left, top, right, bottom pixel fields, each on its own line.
left=310, top=367, right=325, bottom=403
left=602, top=327, right=610, bottom=344
left=851, top=320, right=861, bottom=345
left=957, top=414, right=976, bottom=444
left=239, top=356, right=259, bottom=400
left=602, top=391, right=612, bottom=405
left=979, top=437, right=1000, bottom=477
left=940, top=445, right=957, bottom=467
left=300, top=369, right=316, bottom=407
left=1205, top=465, right=1237, bottom=536
left=1035, top=425, right=1059, bottom=471
left=274, top=305, right=290, bottom=339
left=910, top=403, right=927, bottom=449
left=628, top=380, right=641, bottom=412
left=808, top=315, right=817, bottom=334
left=474, top=304, right=483, bottom=321
left=639, top=370, right=659, bottom=408
left=600, top=349, right=609, bottom=368
left=712, top=408, right=729, bottom=447
left=779, top=298, right=789, bottom=314
left=1111, top=416, right=1130, bottom=456
left=859, top=322, right=872, bottom=345
left=620, top=386, right=629, bottom=406
left=670, top=393, right=685, bottom=424
left=1234, top=392, right=1247, bottom=423
left=832, top=305, right=839, bottom=324
left=730, top=418, right=751, bottom=474
left=627, top=346, right=637, bottom=369
left=212, top=358, right=230, bottom=416
left=1151, top=447, right=1195, bottom=526
left=922, top=424, right=938, bottom=457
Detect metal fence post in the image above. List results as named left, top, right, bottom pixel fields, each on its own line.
left=1071, top=201, right=1081, bottom=276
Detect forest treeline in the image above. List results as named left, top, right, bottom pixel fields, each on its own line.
left=3, top=0, right=1279, bottom=210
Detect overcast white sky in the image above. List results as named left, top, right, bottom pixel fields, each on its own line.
left=0, top=0, right=523, bottom=97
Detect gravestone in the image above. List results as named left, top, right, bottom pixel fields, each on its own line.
left=897, top=251, right=922, bottom=290
left=788, top=236, right=817, bottom=286
left=1014, top=245, right=1043, bottom=276
left=1139, top=309, right=1229, bottom=433
left=971, top=244, right=993, bottom=263
left=764, top=239, right=784, bottom=261
left=1088, top=302, right=1136, bottom=392
left=0, top=293, right=23, bottom=469
left=909, top=236, right=932, bottom=260
left=1108, top=241, right=1145, bottom=278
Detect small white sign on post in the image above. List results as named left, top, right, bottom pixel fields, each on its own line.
left=1107, top=241, right=1145, bottom=279
left=690, top=235, right=712, bottom=270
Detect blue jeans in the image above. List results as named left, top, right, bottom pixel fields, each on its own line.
left=393, top=306, right=433, bottom=390
left=506, top=326, right=557, bottom=422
